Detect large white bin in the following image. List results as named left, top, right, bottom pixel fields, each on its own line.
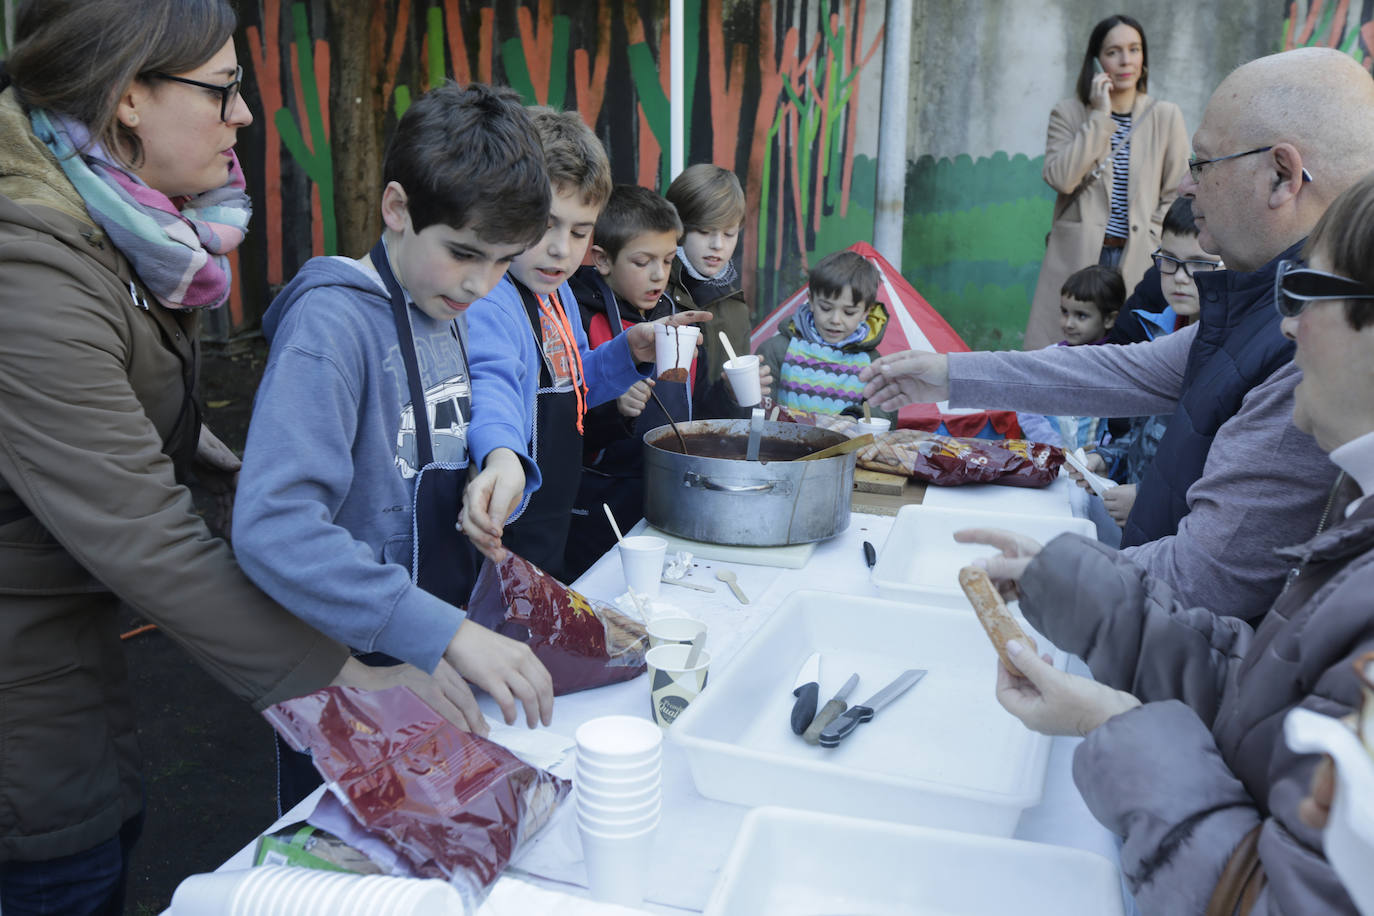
left=670, top=589, right=1062, bottom=836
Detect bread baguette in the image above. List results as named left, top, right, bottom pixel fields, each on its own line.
left=958, top=565, right=1035, bottom=671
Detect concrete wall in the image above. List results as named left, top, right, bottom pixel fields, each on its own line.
left=903, top=0, right=1281, bottom=348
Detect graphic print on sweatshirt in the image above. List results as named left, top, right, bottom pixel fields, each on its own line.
left=386, top=335, right=472, bottom=479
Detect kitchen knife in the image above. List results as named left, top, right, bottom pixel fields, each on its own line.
left=789, top=652, right=822, bottom=734
left=818, top=668, right=926, bottom=748
left=802, top=673, right=860, bottom=745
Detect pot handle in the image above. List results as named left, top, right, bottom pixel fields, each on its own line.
left=683, top=471, right=791, bottom=495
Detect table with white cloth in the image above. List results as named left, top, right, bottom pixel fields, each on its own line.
left=202, top=478, right=1132, bottom=915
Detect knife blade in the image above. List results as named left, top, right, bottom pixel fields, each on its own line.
left=802, top=673, right=860, bottom=745
left=789, top=652, right=822, bottom=734
left=818, top=668, right=926, bottom=748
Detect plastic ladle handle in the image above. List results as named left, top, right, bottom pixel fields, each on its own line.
left=719, top=331, right=739, bottom=364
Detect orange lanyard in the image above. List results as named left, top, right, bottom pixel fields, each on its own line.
left=538, top=290, right=587, bottom=434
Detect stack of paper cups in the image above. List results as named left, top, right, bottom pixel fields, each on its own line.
left=574, top=715, right=664, bottom=907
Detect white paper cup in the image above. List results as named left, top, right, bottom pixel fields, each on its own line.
left=575, top=715, right=663, bottom=759
left=577, top=789, right=662, bottom=821
left=580, top=819, right=658, bottom=906
left=576, top=770, right=661, bottom=798
left=171, top=870, right=241, bottom=915
left=646, top=616, right=707, bottom=650
left=653, top=324, right=700, bottom=381
left=646, top=644, right=711, bottom=728
left=618, top=535, right=667, bottom=600
left=856, top=417, right=891, bottom=434
left=576, top=753, right=660, bottom=781
left=577, top=804, right=662, bottom=835
left=723, top=354, right=762, bottom=407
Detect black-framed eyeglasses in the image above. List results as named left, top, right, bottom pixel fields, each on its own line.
left=1152, top=248, right=1222, bottom=279
left=1274, top=258, right=1374, bottom=318
left=1188, top=145, right=1313, bottom=183
left=145, top=64, right=243, bottom=122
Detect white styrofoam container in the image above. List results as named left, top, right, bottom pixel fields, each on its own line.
left=871, top=504, right=1095, bottom=609
left=669, top=590, right=1063, bottom=836
left=703, top=807, right=1126, bottom=916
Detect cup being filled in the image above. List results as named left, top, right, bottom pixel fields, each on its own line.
left=653, top=324, right=701, bottom=382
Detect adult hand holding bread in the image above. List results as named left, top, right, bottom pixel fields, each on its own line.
left=954, top=527, right=1043, bottom=591
left=995, top=639, right=1140, bottom=737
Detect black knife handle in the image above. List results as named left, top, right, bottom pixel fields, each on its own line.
left=790, top=682, right=819, bottom=734
left=818, top=704, right=874, bottom=747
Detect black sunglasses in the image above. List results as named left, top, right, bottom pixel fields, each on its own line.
left=146, top=64, right=243, bottom=122
left=1273, top=258, right=1374, bottom=318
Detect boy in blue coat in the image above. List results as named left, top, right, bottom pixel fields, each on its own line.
left=233, top=84, right=556, bottom=757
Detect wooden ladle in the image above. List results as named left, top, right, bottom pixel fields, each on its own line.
left=795, top=433, right=875, bottom=462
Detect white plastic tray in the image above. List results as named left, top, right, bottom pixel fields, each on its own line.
left=871, top=504, right=1095, bottom=608
left=704, top=807, right=1125, bottom=916
left=918, top=474, right=1076, bottom=518
left=669, top=590, right=1062, bottom=837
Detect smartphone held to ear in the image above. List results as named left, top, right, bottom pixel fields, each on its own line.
left=1092, top=58, right=1104, bottom=76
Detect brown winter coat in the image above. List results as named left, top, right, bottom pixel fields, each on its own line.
left=1023, top=93, right=1189, bottom=349
left=0, top=88, right=347, bottom=861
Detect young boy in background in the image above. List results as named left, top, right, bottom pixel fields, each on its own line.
left=1017, top=264, right=1124, bottom=454
left=757, top=249, right=894, bottom=420
left=665, top=164, right=770, bottom=403
left=232, top=85, right=557, bottom=807
left=465, top=109, right=705, bottom=581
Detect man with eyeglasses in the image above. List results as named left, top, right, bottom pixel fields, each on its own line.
left=861, top=47, right=1374, bottom=622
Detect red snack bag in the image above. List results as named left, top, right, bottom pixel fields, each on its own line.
left=466, top=553, right=648, bottom=695
left=263, top=685, right=569, bottom=905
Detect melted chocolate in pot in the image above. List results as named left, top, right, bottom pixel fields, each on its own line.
left=654, top=432, right=815, bottom=462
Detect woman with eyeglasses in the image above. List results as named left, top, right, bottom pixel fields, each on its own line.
left=962, top=171, right=1374, bottom=915
left=0, top=2, right=475, bottom=911
left=1024, top=13, right=1190, bottom=350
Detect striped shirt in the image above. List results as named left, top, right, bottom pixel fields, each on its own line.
left=1105, top=111, right=1131, bottom=240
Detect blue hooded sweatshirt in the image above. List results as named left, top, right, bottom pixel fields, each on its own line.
left=232, top=256, right=537, bottom=672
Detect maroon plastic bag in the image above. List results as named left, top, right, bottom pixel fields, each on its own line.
left=466, top=553, right=648, bottom=695
left=264, top=685, right=569, bottom=901
left=859, top=431, right=1064, bottom=488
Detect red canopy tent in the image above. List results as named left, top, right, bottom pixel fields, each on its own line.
left=749, top=241, right=1019, bottom=438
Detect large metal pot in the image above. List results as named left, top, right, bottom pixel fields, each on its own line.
left=642, top=419, right=854, bottom=546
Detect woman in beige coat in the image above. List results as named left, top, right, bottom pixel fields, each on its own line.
left=1024, top=14, right=1189, bottom=349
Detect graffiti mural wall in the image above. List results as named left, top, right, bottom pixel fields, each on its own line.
left=0, top=2, right=1366, bottom=348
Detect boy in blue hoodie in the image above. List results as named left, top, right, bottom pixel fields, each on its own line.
left=232, top=83, right=556, bottom=758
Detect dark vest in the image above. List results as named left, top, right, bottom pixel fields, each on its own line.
left=1120, top=242, right=1303, bottom=547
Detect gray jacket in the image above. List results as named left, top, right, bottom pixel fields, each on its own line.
left=949, top=327, right=1336, bottom=619
left=1018, top=499, right=1374, bottom=914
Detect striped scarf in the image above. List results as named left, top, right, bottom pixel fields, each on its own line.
left=29, top=108, right=250, bottom=310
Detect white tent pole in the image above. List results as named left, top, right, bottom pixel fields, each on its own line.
left=670, top=0, right=685, bottom=182
left=874, top=0, right=912, bottom=269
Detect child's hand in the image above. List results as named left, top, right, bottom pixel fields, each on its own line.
left=1064, top=452, right=1105, bottom=492
left=757, top=362, right=774, bottom=398
left=331, top=657, right=488, bottom=736
left=996, top=639, right=1140, bottom=737
left=1102, top=483, right=1136, bottom=526
left=445, top=621, right=554, bottom=728
left=460, top=448, right=525, bottom=562
left=617, top=379, right=654, bottom=417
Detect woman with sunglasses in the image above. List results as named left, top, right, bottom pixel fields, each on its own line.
left=963, top=171, right=1374, bottom=914
left=1024, top=13, right=1190, bottom=350
left=0, top=2, right=477, bottom=911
